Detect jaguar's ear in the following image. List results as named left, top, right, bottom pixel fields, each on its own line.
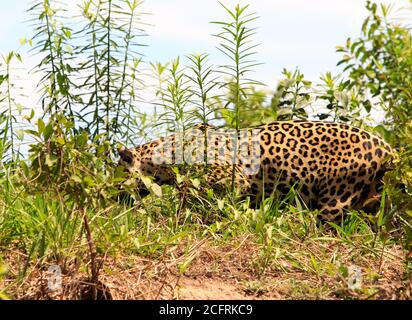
left=118, top=146, right=133, bottom=164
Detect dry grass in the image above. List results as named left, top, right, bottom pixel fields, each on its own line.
left=2, top=234, right=411, bottom=300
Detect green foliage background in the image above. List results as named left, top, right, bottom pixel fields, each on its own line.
left=0, top=0, right=411, bottom=299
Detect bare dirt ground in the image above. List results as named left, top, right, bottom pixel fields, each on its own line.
left=3, top=239, right=412, bottom=300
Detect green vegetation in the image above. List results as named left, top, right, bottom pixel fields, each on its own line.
left=0, top=0, right=411, bottom=299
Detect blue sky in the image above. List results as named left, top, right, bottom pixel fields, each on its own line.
left=0, top=0, right=410, bottom=92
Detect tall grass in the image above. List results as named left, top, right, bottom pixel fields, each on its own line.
left=26, top=0, right=147, bottom=143
left=0, top=0, right=411, bottom=299
left=211, top=3, right=262, bottom=191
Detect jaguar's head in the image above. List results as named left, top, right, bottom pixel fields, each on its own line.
left=118, top=143, right=172, bottom=198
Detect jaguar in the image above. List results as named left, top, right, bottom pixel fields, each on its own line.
left=118, top=120, right=393, bottom=221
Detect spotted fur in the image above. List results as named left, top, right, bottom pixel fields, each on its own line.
left=119, top=121, right=393, bottom=221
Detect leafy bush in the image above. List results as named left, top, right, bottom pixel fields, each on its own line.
left=336, top=2, right=412, bottom=249
left=22, top=114, right=122, bottom=207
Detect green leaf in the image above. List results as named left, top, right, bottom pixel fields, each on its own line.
left=217, top=199, right=225, bottom=211
left=83, top=176, right=95, bottom=187
left=15, top=53, right=23, bottom=63
left=37, top=119, right=45, bottom=134
left=71, top=175, right=82, bottom=183
left=377, top=190, right=386, bottom=227
left=141, top=176, right=162, bottom=197
left=25, top=129, right=40, bottom=137
left=45, top=154, right=57, bottom=167
left=366, top=70, right=376, bottom=78
left=44, top=124, right=53, bottom=141
left=0, top=263, right=7, bottom=276
left=56, top=137, right=66, bottom=145
left=191, top=178, right=200, bottom=189
left=16, top=129, right=25, bottom=141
